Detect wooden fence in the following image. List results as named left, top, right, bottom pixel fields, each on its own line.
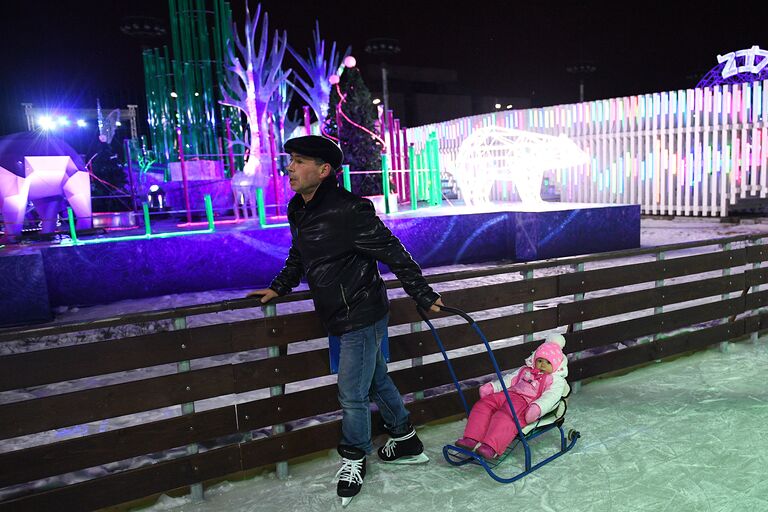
left=1, top=233, right=768, bottom=511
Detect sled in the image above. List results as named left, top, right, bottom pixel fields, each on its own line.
left=417, top=305, right=580, bottom=484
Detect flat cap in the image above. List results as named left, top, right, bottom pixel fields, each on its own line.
left=283, top=135, right=344, bottom=171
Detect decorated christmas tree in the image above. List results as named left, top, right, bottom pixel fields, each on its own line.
left=327, top=67, right=383, bottom=196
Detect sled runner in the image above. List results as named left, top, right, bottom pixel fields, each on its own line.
left=417, top=305, right=580, bottom=484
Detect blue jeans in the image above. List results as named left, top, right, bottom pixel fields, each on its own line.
left=337, top=313, right=410, bottom=453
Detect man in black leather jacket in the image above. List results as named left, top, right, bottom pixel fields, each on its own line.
left=250, top=135, right=442, bottom=504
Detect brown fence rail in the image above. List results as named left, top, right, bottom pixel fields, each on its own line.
left=1, top=234, right=767, bottom=511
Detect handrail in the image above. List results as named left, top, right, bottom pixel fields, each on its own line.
left=2, top=232, right=765, bottom=342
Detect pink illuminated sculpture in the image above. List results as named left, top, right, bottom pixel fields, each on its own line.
left=220, top=4, right=290, bottom=179
left=0, top=133, right=92, bottom=239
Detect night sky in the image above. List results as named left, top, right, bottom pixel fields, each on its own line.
left=1, top=0, right=765, bottom=135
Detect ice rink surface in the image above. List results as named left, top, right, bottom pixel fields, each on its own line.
left=144, top=339, right=768, bottom=512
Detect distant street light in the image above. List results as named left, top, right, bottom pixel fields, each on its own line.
left=365, top=37, right=401, bottom=133
left=119, top=16, right=167, bottom=38
left=566, top=62, right=597, bottom=102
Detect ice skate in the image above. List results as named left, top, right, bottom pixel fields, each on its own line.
left=334, top=445, right=366, bottom=507
left=377, top=425, right=429, bottom=464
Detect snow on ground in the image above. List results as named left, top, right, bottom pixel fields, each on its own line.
left=141, top=339, right=768, bottom=512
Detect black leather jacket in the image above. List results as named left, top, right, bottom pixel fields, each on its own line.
left=270, top=177, right=440, bottom=335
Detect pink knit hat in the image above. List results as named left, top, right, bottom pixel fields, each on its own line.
left=534, top=333, right=566, bottom=371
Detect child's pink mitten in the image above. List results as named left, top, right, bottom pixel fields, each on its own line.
left=479, top=382, right=495, bottom=398
left=524, top=404, right=541, bottom=423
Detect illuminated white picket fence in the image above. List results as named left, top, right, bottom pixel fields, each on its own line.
left=407, top=80, right=768, bottom=216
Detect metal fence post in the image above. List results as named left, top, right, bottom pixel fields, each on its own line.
left=720, top=242, right=732, bottom=353
left=653, top=250, right=665, bottom=342
left=749, top=238, right=759, bottom=344
left=263, top=303, right=289, bottom=479
left=522, top=269, right=534, bottom=344
left=175, top=316, right=204, bottom=502
left=571, top=263, right=585, bottom=393
left=411, top=321, right=424, bottom=401
left=652, top=250, right=666, bottom=362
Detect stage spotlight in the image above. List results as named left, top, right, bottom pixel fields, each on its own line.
left=495, top=103, right=502, bottom=109
left=115, top=121, right=122, bottom=127
left=170, top=91, right=178, bottom=98
left=372, top=98, right=381, bottom=105
left=147, top=184, right=166, bottom=210
left=76, top=119, right=87, bottom=127
left=57, top=116, right=70, bottom=127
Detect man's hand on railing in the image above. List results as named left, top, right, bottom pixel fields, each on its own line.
left=246, top=288, right=279, bottom=304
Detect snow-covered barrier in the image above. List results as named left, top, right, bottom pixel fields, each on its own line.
left=2, top=233, right=768, bottom=510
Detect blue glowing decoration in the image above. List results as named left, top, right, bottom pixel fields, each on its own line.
left=697, top=45, right=768, bottom=88
left=288, top=21, right=350, bottom=135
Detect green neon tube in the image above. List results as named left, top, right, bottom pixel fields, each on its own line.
left=143, top=202, right=152, bottom=236
left=342, top=164, right=351, bottom=192
left=257, top=188, right=267, bottom=228
left=204, top=194, right=215, bottom=232
left=408, top=146, right=417, bottom=210
left=67, top=207, right=79, bottom=244
left=381, top=153, right=390, bottom=214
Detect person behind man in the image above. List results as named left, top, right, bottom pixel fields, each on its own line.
left=248, top=135, right=443, bottom=505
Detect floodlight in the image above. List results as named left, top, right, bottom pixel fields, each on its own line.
left=38, top=116, right=56, bottom=130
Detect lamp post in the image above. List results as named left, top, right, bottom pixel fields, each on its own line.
left=364, top=38, right=401, bottom=134
left=566, top=62, right=597, bottom=102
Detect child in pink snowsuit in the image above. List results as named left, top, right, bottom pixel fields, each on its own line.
left=455, top=333, right=568, bottom=459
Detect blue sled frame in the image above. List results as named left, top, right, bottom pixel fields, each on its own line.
left=417, top=305, right=580, bottom=484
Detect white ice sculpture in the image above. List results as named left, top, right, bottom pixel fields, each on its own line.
left=453, top=126, right=589, bottom=205
left=220, top=4, right=290, bottom=178
left=230, top=170, right=258, bottom=220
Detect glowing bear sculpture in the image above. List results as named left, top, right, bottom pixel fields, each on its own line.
left=0, top=133, right=92, bottom=239
left=453, top=126, right=589, bottom=205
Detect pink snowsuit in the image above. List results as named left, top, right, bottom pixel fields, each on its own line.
left=462, top=348, right=568, bottom=455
